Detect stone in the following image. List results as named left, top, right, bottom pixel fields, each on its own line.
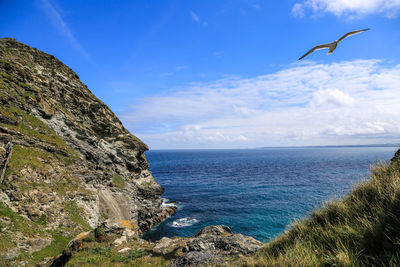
left=113, top=236, right=127, bottom=246
left=0, top=37, right=176, bottom=264
left=165, top=225, right=263, bottom=266
left=153, top=237, right=185, bottom=256
left=117, top=247, right=131, bottom=253
left=5, top=248, right=19, bottom=260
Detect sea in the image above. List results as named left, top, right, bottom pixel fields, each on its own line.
left=142, top=146, right=398, bottom=242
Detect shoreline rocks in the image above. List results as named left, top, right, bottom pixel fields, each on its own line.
left=154, top=225, right=263, bottom=266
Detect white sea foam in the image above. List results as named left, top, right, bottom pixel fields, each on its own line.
left=162, top=198, right=178, bottom=208
left=171, top=217, right=199, bottom=228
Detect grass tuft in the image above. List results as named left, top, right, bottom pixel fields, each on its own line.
left=111, top=249, right=147, bottom=263
left=112, top=174, right=126, bottom=189
left=239, top=161, right=400, bottom=266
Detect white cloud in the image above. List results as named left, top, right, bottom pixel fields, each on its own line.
left=40, top=0, right=90, bottom=59
left=292, top=0, right=400, bottom=19
left=310, top=88, right=355, bottom=107
left=189, top=10, right=207, bottom=25
left=120, top=60, right=400, bottom=149
left=190, top=10, right=201, bottom=23
left=292, top=3, right=306, bottom=17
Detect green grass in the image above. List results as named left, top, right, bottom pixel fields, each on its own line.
left=0, top=202, right=44, bottom=253
left=112, top=174, right=126, bottom=189
left=111, top=249, right=147, bottom=263
left=140, top=180, right=154, bottom=188
left=239, top=161, right=400, bottom=267
left=32, top=232, right=73, bottom=261
left=5, top=145, right=53, bottom=178
left=88, top=247, right=112, bottom=257
left=64, top=201, right=92, bottom=231
left=0, top=105, right=79, bottom=161
left=66, top=244, right=168, bottom=267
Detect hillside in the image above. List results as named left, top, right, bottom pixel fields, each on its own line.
left=0, top=38, right=176, bottom=265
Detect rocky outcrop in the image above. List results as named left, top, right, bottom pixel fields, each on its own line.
left=0, top=38, right=175, bottom=264
left=391, top=148, right=400, bottom=166
left=153, top=225, right=263, bottom=266
left=50, top=224, right=262, bottom=266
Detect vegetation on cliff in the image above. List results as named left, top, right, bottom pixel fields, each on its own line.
left=238, top=152, right=400, bottom=266
left=0, top=38, right=175, bottom=266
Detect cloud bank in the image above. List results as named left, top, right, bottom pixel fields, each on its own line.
left=121, top=60, right=400, bottom=149
left=292, top=0, right=400, bottom=19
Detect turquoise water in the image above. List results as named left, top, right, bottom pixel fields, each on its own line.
left=142, top=147, right=398, bottom=242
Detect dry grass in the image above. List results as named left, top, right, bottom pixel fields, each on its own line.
left=237, top=161, right=400, bottom=266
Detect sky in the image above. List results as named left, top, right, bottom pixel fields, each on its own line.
left=1, top=0, right=400, bottom=149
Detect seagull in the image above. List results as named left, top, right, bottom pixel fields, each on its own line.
left=298, top=28, right=370, bottom=60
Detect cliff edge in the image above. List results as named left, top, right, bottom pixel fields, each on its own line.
left=0, top=38, right=175, bottom=265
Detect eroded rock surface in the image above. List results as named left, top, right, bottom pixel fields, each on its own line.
left=154, top=225, right=263, bottom=266
left=0, top=38, right=175, bottom=265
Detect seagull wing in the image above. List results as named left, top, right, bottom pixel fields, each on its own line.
left=298, top=44, right=331, bottom=60
left=337, top=28, right=370, bottom=43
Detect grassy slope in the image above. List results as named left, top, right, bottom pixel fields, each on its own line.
left=238, top=160, right=400, bottom=266
left=0, top=68, right=91, bottom=265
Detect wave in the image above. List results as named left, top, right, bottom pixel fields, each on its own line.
left=162, top=198, right=179, bottom=208
left=171, top=217, right=199, bottom=228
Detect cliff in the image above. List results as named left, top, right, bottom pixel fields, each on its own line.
left=0, top=38, right=176, bottom=265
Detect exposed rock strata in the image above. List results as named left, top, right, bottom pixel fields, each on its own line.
left=0, top=38, right=175, bottom=264
left=52, top=224, right=261, bottom=266
left=155, top=225, right=263, bottom=266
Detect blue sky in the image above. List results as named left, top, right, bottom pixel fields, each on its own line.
left=1, top=0, right=400, bottom=149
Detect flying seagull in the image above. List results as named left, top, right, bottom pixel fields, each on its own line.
left=298, top=28, right=370, bottom=60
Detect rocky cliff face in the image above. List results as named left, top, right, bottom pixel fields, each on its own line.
left=0, top=38, right=175, bottom=264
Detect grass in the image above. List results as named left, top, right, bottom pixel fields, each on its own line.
left=140, top=180, right=154, bottom=188
left=0, top=105, right=79, bottom=162
left=0, top=203, right=32, bottom=252
left=66, top=245, right=169, bottom=267
left=238, top=161, right=400, bottom=266
left=5, top=145, right=54, bottom=178
left=111, top=249, right=147, bottom=263
left=64, top=201, right=92, bottom=232
left=32, top=232, right=73, bottom=262
left=112, top=174, right=126, bottom=189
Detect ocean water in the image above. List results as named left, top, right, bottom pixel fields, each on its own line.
left=142, top=147, right=398, bottom=242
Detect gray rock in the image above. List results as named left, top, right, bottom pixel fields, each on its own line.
left=187, top=225, right=263, bottom=255
left=0, top=37, right=176, bottom=262
left=5, top=248, right=19, bottom=260
left=153, top=225, right=263, bottom=267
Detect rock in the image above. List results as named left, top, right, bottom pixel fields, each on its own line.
left=113, top=236, right=127, bottom=246
left=170, top=251, right=221, bottom=267
left=166, top=225, right=263, bottom=267
left=187, top=225, right=262, bottom=255
left=5, top=248, right=19, bottom=260
left=26, top=238, right=52, bottom=253
left=0, top=37, right=176, bottom=264
left=194, top=225, right=232, bottom=237
left=153, top=237, right=187, bottom=256
left=117, top=247, right=131, bottom=253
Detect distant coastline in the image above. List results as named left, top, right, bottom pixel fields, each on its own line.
left=148, top=144, right=400, bottom=151
left=261, top=143, right=400, bottom=149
